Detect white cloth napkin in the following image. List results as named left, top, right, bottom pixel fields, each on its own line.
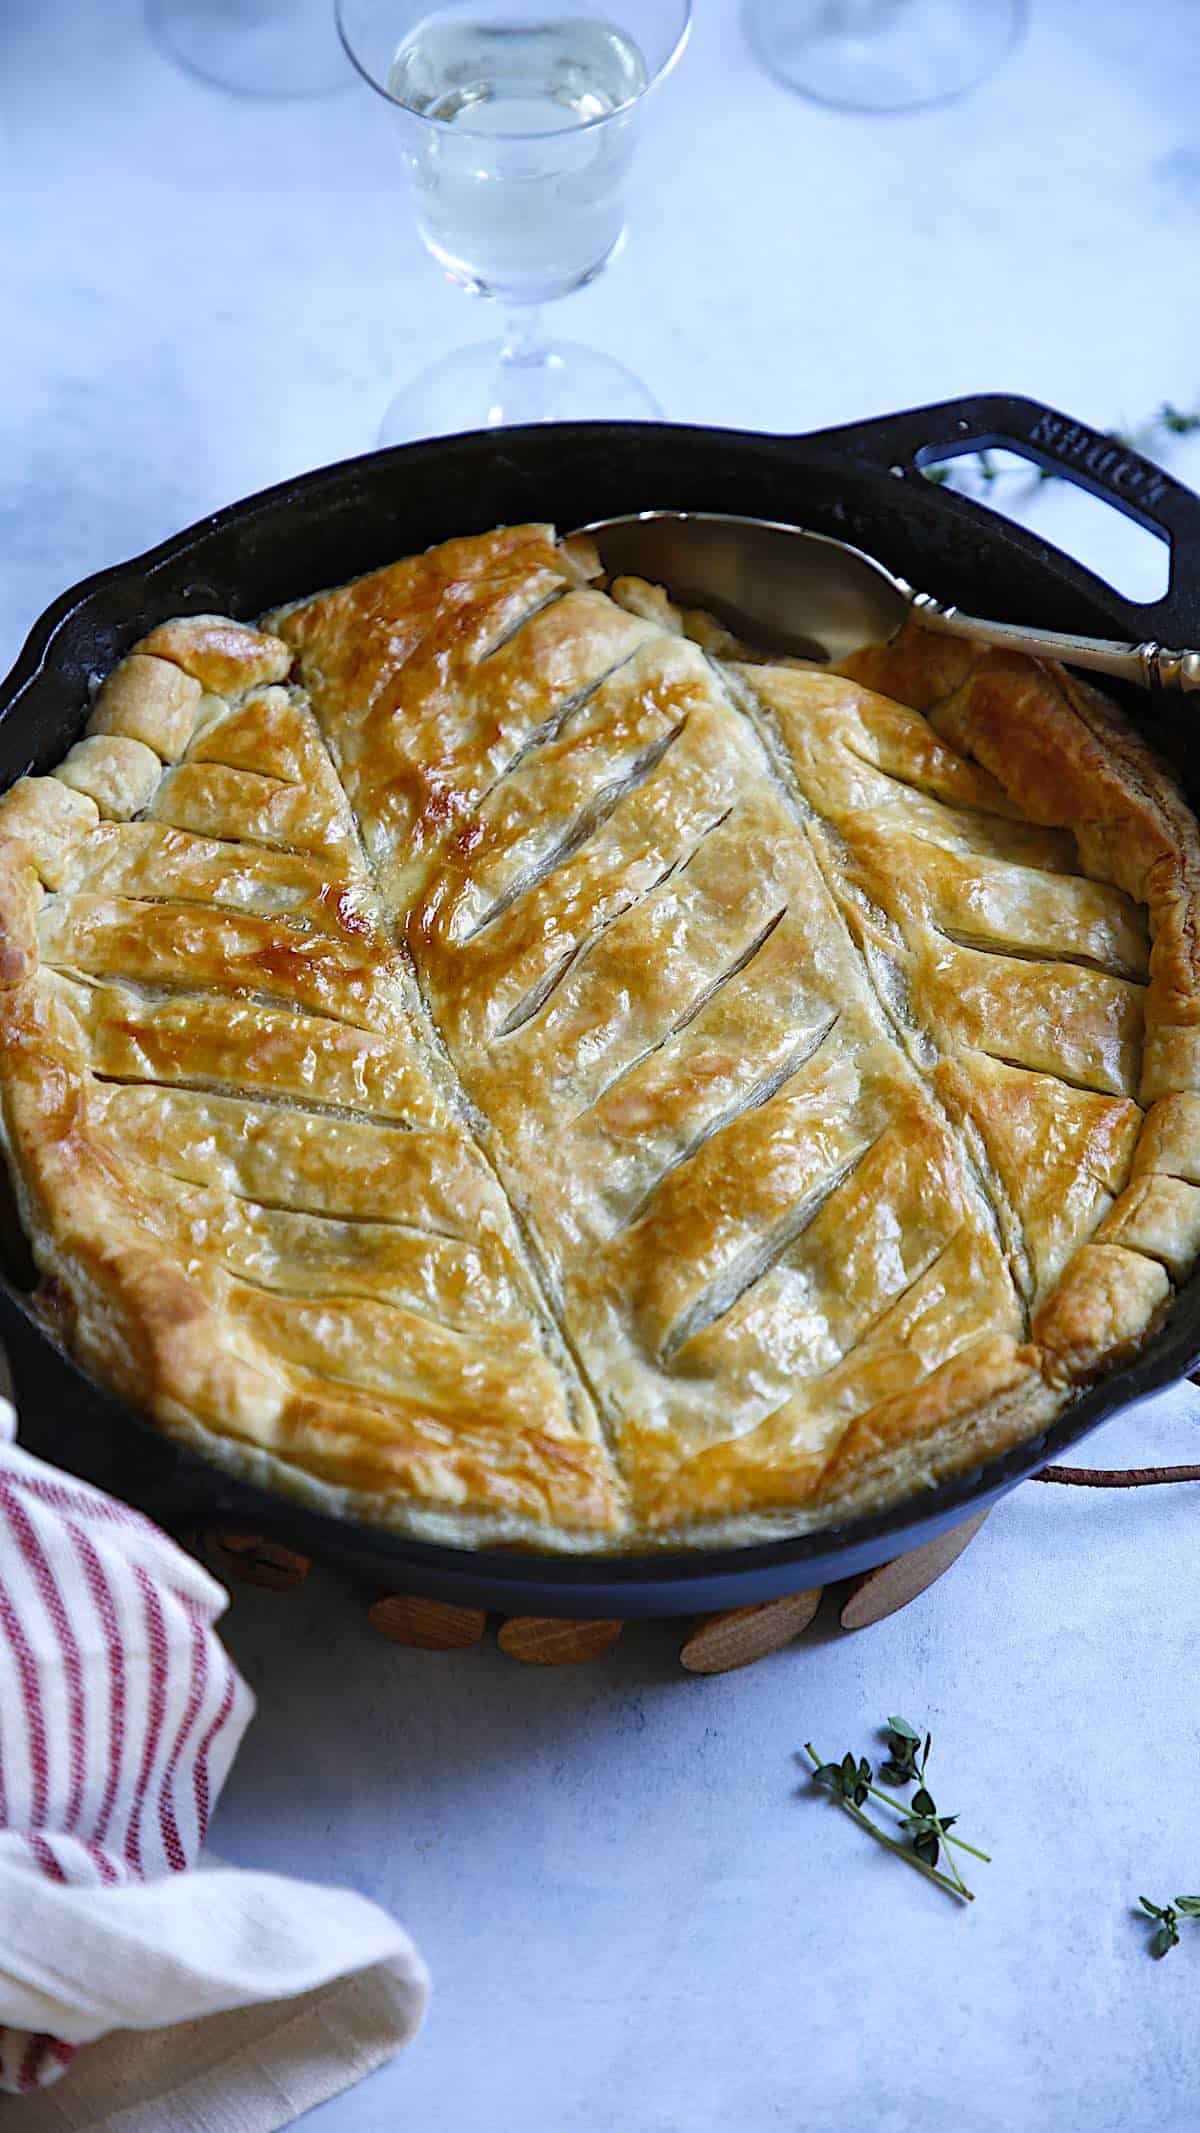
left=0, top=1398, right=428, bottom=2124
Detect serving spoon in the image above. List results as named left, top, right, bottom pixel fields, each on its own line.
left=572, top=510, right=1200, bottom=690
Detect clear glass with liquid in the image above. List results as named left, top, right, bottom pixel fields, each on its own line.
left=390, top=18, right=647, bottom=301
left=338, top=1, right=691, bottom=439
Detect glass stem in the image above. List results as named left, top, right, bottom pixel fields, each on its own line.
left=498, top=304, right=549, bottom=367
left=490, top=304, right=553, bottom=425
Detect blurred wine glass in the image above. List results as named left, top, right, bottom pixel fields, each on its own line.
left=149, top=0, right=350, bottom=98
left=749, top=0, right=1026, bottom=112
left=337, top=0, right=692, bottom=443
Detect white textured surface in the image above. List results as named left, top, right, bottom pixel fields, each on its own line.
left=5, top=2, right=1200, bottom=2126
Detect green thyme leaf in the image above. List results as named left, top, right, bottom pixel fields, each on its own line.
left=1138, top=1897, right=1196, bottom=1958
left=879, top=1717, right=926, bottom=1788
left=886, top=1716, right=921, bottom=1744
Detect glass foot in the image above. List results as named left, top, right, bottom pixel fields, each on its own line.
left=751, top=0, right=1025, bottom=112
left=148, top=0, right=351, bottom=98
left=377, top=338, right=662, bottom=446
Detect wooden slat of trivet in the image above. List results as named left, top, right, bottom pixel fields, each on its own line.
left=838, top=1508, right=990, bottom=1630
left=497, top=1615, right=624, bottom=1665
left=680, top=1589, right=824, bottom=1674
left=368, top=1594, right=487, bottom=1650
left=203, top=1529, right=311, bottom=1591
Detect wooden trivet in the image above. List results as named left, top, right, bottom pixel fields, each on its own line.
left=196, top=1507, right=990, bottom=1672
left=198, top=1431, right=1200, bottom=1672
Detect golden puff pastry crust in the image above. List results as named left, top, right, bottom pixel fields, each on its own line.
left=0, top=530, right=1197, bottom=1552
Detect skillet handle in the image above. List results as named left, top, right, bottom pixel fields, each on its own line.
left=809, top=392, right=1200, bottom=647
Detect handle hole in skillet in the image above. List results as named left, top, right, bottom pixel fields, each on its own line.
left=920, top=446, right=1170, bottom=606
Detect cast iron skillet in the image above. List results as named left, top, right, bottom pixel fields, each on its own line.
left=4, top=392, right=1200, bottom=1617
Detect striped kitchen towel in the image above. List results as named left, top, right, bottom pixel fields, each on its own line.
left=0, top=1398, right=428, bottom=2127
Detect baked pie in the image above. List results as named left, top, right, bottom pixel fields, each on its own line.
left=1, top=523, right=1198, bottom=1551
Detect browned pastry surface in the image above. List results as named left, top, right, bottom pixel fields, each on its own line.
left=0, top=538, right=1194, bottom=1550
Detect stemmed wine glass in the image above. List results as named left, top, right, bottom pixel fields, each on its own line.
left=749, top=0, right=1026, bottom=112
left=336, top=0, right=692, bottom=443
left=149, top=0, right=351, bottom=97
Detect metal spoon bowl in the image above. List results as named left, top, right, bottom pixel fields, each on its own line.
left=572, top=510, right=1200, bottom=690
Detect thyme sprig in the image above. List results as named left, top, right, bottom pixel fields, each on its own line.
left=804, top=1716, right=990, bottom=1904
left=805, top=1718, right=1200, bottom=1949
left=1157, top=402, right=1200, bottom=437
left=1139, top=1894, right=1200, bottom=1959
